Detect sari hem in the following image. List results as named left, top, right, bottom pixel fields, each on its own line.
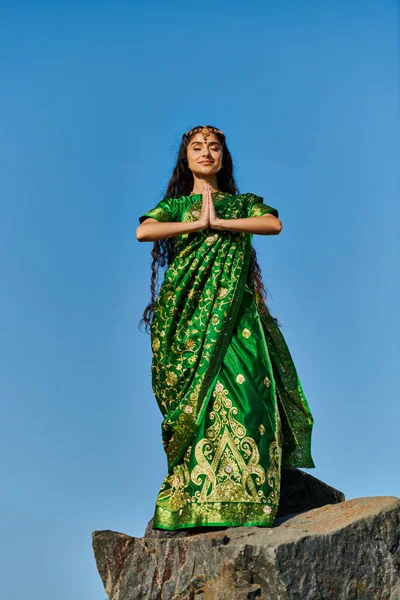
left=151, top=520, right=276, bottom=530
left=153, top=507, right=278, bottom=530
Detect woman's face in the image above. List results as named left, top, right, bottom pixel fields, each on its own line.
left=186, top=132, right=223, bottom=176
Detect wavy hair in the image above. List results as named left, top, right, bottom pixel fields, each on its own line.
left=139, top=124, right=281, bottom=332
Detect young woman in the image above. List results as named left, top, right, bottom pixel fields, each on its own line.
left=136, top=125, right=315, bottom=531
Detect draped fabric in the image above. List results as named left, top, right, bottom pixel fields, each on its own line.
left=138, top=191, right=315, bottom=530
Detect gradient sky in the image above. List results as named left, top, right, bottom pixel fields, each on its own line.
left=0, top=2, right=399, bottom=599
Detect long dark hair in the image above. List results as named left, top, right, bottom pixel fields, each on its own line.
left=139, top=124, right=280, bottom=333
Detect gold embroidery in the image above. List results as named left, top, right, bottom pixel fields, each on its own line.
left=191, top=381, right=266, bottom=503
left=217, top=287, right=228, bottom=298
left=259, top=424, right=265, bottom=435
left=248, top=195, right=279, bottom=219
left=154, top=376, right=283, bottom=526
left=236, top=373, right=245, bottom=384
left=185, top=339, right=196, bottom=350
left=264, top=376, right=271, bottom=387
left=265, top=439, right=282, bottom=509
left=166, top=371, right=178, bottom=386
left=242, top=328, right=251, bottom=338
left=156, top=449, right=192, bottom=512
left=152, top=337, right=160, bottom=351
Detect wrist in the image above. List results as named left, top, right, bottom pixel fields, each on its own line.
left=193, top=219, right=209, bottom=232
left=210, top=218, right=225, bottom=230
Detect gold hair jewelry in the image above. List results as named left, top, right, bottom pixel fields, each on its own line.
left=183, top=126, right=224, bottom=139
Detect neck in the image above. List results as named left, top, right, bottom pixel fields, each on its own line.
left=190, top=173, right=219, bottom=194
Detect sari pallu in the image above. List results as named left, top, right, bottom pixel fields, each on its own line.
left=138, top=192, right=315, bottom=529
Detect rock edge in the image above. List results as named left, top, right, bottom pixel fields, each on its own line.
left=93, top=496, right=400, bottom=599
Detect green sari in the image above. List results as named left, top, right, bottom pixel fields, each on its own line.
left=138, top=191, right=315, bottom=530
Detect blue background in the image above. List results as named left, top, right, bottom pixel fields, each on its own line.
left=0, top=1, right=398, bottom=598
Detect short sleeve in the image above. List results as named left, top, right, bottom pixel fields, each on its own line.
left=247, top=194, right=279, bottom=219
left=138, top=197, right=176, bottom=224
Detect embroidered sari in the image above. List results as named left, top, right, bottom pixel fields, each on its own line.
left=138, top=191, right=315, bottom=530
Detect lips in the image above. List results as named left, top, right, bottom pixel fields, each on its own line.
left=199, top=161, right=214, bottom=164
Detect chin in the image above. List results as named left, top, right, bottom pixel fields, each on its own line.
left=194, top=167, right=220, bottom=176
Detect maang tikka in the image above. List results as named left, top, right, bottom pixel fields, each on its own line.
left=183, top=126, right=225, bottom=140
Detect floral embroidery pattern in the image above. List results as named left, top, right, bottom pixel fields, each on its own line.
left=191, top=381, right=267, bottom=503
left=155, top=381, right=281, bottom=526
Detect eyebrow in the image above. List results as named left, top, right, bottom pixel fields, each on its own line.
left=190, top=140, right=221, bottom=146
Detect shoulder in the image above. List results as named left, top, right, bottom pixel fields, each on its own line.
left=163, top=195, right=192, bottom=208
left=225, top=192, right=257, bottom=201
left=173, top=195, right=191, bottom=204
left=245, top=194, right=279, bottom=218
left=158, top=195, right=189, bottom=212
left=232, top=192, right=262, bottom=199
left=238, top=193, right=263, bottom=208
left=243, top=192, right=262, bottom=200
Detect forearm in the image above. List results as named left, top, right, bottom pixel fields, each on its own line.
left=136, top=219, right=205, bottom=242
left=212, top=215, right=282, bottom=235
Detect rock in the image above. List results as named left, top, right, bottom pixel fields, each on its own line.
left=92, top=496, right=400, bottom=599
left=277, top=467, right=345, bottom=516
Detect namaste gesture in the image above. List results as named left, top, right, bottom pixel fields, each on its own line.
left=198, top=181, right=222, bottom=230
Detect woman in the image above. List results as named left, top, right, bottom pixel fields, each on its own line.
left=136, top=125, right=315, bottom=531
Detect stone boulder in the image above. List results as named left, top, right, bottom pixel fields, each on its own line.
left=92, top=495, right=400, bottom=599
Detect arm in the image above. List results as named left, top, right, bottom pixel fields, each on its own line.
left=206, top=187, right=282, bottom=235
left=210, top=214, right=282, bottom=236
left=136, top=218, right=207, bottom=242
left=136, top=190, right=211, bottom=242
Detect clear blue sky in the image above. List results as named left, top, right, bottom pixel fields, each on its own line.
left=0, top=1, right=398, bottom=599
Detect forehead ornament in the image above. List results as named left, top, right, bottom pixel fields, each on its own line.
left=183, top=126, right=225, bottom=141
